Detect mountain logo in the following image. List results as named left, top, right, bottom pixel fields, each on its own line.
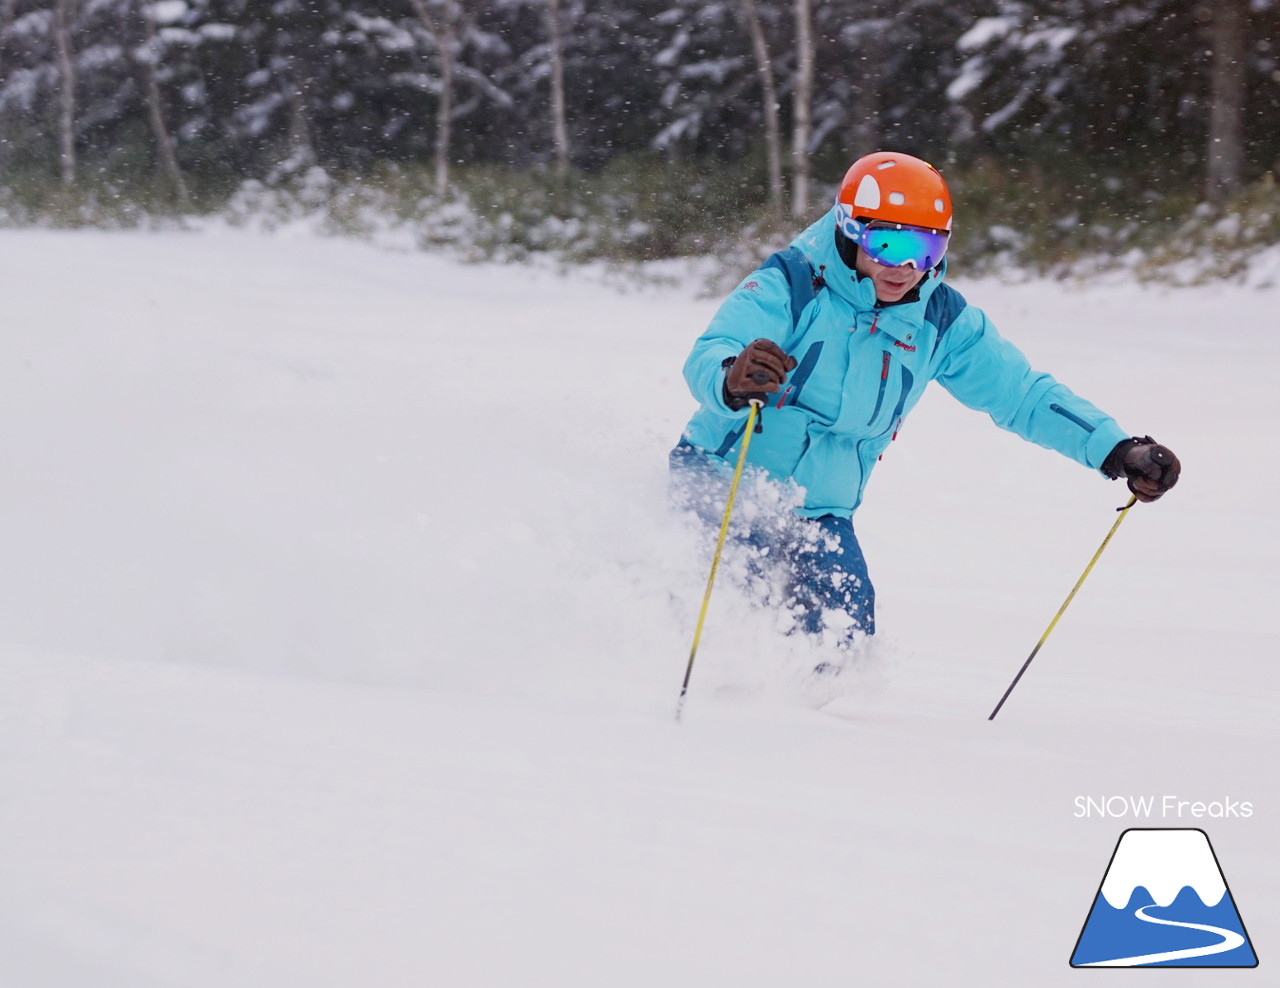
left=1070, top=828, right=1258, bottom=968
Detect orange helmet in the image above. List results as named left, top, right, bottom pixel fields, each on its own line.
left=836, top=151, right=952, bottom=233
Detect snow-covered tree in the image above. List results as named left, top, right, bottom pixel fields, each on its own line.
left=650, top=0, right=753, bottom=159
left=945, top=0, right=1280, bottom=199
left=0, top=0, right=1276, bottom=228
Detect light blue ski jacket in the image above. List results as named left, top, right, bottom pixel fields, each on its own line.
left=679, top=208, right=1130, bottom=518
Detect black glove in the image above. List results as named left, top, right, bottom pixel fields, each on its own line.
left=1102, top=436, right=1181, bottom=502
left=722, top=339, right=797, bottom=410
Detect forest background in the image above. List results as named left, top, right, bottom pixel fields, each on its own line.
left=1, top=0, right=1276, bottom=284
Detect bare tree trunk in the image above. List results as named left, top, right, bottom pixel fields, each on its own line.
left=410, top=0, right=458, bottom=195
left=546, top=0, right=570, bottom=178
left=854, top=37, right=882, bottom=154
left=53, top=0, right=76, bottom=187
left=791, top=0, right=814, bottom=218
left=285, top=58, right=316, bottom=168
left=433, top=36, right=454, bottom=194
left=1, top=0, right=17, bottom=76
left=1205, top=0, right=1247, bottom=204
left=135, top=0, right=190, bottom=208
left=741, top=0, right=783, bottom=209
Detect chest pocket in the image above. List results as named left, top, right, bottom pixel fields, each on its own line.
left=867, top=352, right=916, bottom=432
left=828, top=334, right=918, bottom=436
left=772, top=340, right=825, bottom=410
left=855, top=350, right=916, bottom=435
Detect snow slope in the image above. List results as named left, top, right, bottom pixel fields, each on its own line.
left=0, top=228, right=1275, bottom=986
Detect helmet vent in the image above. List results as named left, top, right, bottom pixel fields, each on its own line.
left=934, top=198, right=945, bottom=212
left=853, top=175, right=881, bottom=210
left=888, top=192, right=906, bottom=205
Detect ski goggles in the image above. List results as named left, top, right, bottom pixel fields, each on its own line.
left=836, top=205, right=950, bottom=270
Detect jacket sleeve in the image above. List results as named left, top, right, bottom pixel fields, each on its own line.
left=933, top=305, right=1130, bottom=472
left=682, top=267, right=794, bottom=416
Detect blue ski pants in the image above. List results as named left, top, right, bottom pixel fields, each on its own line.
left=669, top=441, right=875, bottom=642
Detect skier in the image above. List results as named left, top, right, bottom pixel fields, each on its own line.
left=671, top=151, right=1179, bottom=646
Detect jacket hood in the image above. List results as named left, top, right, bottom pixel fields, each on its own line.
left=790, top=206, right=950, bottom=312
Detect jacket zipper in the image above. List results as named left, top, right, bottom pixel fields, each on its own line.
left=879, top=417, right=903, bottom=461
left=1049, top=402, right=1096, bottom=433
left=867, top=351, right=891, bottom=426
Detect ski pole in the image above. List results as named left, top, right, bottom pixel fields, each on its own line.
left=988, top=495, right=1138, bottom=721
left=675, top=398, right=763, bottom=722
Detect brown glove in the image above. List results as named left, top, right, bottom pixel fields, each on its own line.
left=722, top=339, right=797, bottom=409
left=1103, top=436, right=1181, bottom=502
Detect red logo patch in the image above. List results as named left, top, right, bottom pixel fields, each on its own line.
left=893, top=340, right=917, bottom=352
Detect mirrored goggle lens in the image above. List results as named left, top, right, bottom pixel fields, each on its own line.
left=858, top=225, right=949, bottom=269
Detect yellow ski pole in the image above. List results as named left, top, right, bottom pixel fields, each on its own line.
left=988, top=495, right=1138, bottom=721
left=675, top=399, right=763, bottom=722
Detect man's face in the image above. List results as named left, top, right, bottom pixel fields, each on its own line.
left=854, top=249, right=926, bottom=303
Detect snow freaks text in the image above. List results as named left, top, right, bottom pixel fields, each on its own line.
left=1073, top=796, right=1254, bottom=820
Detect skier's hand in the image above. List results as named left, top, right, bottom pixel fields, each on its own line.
left=1104, top=436, right=1180, bottom=502
left=724, top=339, right=797, bottom=402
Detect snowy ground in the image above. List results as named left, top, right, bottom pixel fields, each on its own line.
left=1, top=227, right=1275, bottom=986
